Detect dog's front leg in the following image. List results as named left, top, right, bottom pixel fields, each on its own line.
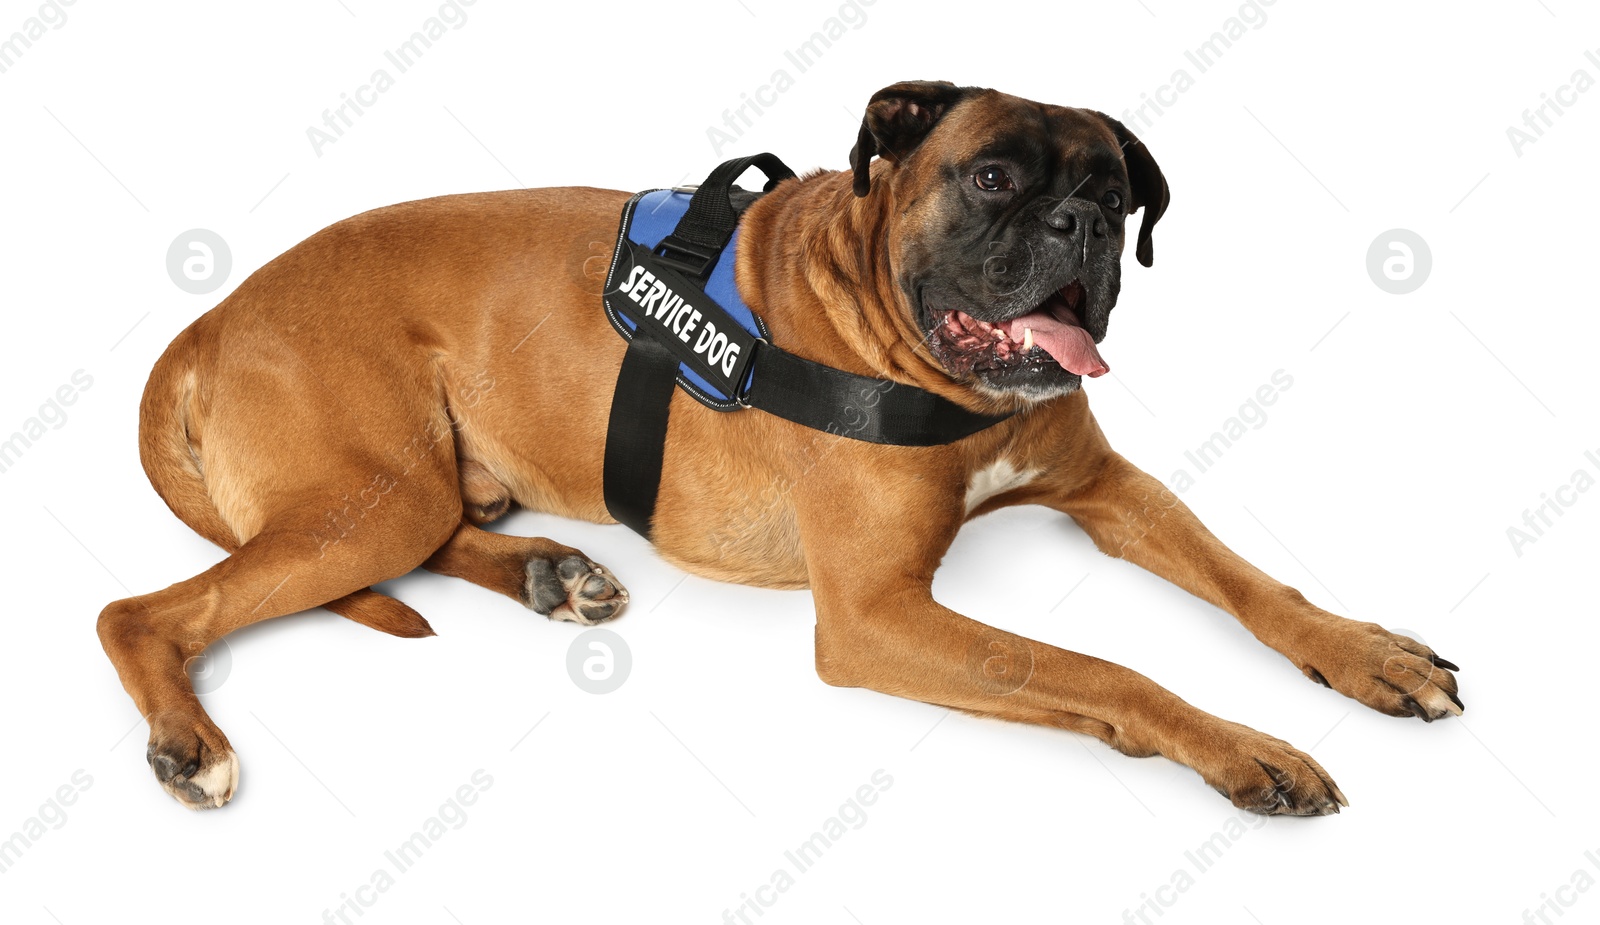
left=1042, top=451, right=1463, bottom=722
left=798, top=493, right=1345, bottom=815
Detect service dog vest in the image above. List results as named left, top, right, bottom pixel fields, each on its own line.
left=600, top=153, right=1014, bottom=539
left=602, top=189, right=763, bottom=410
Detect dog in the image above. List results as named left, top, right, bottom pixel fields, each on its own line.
left=98, top=80, right=1462, bottom=813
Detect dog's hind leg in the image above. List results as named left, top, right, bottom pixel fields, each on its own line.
left=97, top=469, right=463, bottom=808
left=101, top=334, right=467, bottom=808
left=423, top=522, right=629, bottom=625
left=134, top=323, right=437, bottom=642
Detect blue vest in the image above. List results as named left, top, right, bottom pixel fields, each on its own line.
left=602, top=189, right=767, bottom=410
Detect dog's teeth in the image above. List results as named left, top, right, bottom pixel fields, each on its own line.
left=1023, top=327, right=1034, bottom=351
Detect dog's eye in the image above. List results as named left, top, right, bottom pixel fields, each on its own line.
left=1101, top=189, right=1123, bottom=211
left=974, top=166, right=1014, bottom=192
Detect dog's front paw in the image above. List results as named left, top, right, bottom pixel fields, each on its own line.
left=524, top=555, right=629, bottom=625
left=1191, top=721, right=1347, bottom=816
left=1300, top=622, right=1462, bottom=722
left=146, top=712, right=239, bottom=810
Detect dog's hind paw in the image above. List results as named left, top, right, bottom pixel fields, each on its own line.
left=524, top=555, right=629, bottom=625
left=146, top=713, right=239, bottom=810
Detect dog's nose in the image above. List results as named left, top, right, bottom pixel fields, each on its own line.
left=1041, top=200, right=1106, bottom=240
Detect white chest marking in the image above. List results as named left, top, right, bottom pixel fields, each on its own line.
left=964, top=459, right=1037, bottom=513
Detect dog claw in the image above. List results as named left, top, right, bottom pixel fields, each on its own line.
left=1210, top=738, right=1345, bottom=817
left=1313, top=624, right=1463, bottom=724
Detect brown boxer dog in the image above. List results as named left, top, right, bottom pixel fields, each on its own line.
left=99, top=80, right=1462, bottom=813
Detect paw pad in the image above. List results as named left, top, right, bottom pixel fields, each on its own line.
left=524, top=555, right=628, bottom=626
left=147, top=738, right=238, bottom=810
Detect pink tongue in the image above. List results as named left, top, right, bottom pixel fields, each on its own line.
left=1005, top=311, right=1109, bottom=377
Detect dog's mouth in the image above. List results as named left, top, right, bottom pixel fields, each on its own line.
left=926, top=280, right=1109, bottom=379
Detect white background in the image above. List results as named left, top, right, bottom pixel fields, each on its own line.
left=2, top=0, right=1597, bottom=922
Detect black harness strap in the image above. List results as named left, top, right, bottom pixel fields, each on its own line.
left=602, top=159, right=791, bottom=539
left=602, top=333, right=679, bottom=538
left=743, top=343, right=1008, bottom=445
left=602, top=154, right=1015, bottom=539
left=655, top=153, right=794, bottom=277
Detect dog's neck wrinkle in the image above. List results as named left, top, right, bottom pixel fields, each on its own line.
left=736, top=169, right=1022, bottom=417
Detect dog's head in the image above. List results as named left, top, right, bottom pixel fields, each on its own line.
left=851, top=80, right=1169, bottom=402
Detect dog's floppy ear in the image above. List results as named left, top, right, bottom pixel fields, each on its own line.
left=850, top=80, right=979, bottom=197
left=1091, top=112, right=1170, bottom=267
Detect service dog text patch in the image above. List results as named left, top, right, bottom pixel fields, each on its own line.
left=602, top=189, right=769, bottom=410
left=609, top=243, right=756, bottom=395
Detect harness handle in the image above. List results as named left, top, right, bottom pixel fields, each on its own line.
left=655, top=153, right=796, bottom=279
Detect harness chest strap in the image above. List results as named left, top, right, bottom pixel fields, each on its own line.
left=600, top=153, right=1014, bottom=539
